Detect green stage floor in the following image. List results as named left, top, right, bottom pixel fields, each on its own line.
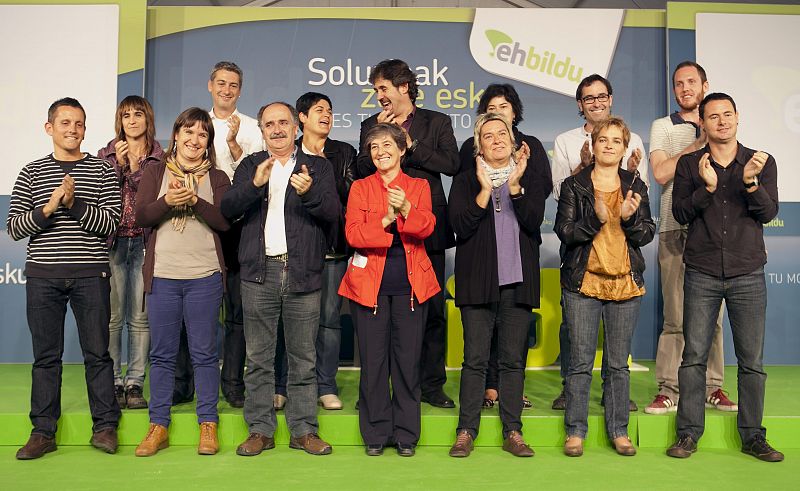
left=1, top=363, right=797, bottom=490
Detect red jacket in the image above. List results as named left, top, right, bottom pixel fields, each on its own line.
left=338, top=171, right=440, bottom=310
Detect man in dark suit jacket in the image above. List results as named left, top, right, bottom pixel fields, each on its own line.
left=357, top=59, right=459, bottom=408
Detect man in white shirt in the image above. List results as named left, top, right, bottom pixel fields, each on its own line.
left=645, top=61, right=735, bottom=414
left=208, top=61, right=264, bottom=409
left=222, top=102, right=339, bottom=456
left=550, top=74, right=648, bottom=411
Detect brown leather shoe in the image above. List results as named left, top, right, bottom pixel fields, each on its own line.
left=90, top=427, right=118, bottom=454
left=564, top=436, right=584, bottom=457
left=135, top=423, right=169, bottom=457
left=289, top=433, right=332, bottom=455
left=612, top=436, right=636, bottom=456
left=198, top=422, right=218, bottom=455
left=448, top=430, right=474, bottom=458
left=236, top=432, right=275, bottom=456
left=502, top=430, right=535, bottom=457
left=16, top=434, right=57, bottom=460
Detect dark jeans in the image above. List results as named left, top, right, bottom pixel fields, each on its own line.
left=677, top=267, right=767, bottom=444
left=562, top=290, right=641, bottom=440
left=457, top=288, right=531, bottom=438
left=147, top=273, right=223, bottom=427
left=26, top=276, right=120, bottom=438
left=421, top=250, right=447, bottom=395
left=241, top=260, right=321, bottom=438
left=275, top=257, right=346, bottom=397
left=352, top=296, right=428, bottom=446
left=222, top=267, right=246, bottom=397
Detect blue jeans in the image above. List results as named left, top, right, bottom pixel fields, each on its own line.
left=559, top=293, right=609, bottom=386
left=241, top=260, right=321, bottom=438
left=108, top=236, right=149, bottom=388
left=147, top=273, right=222, bottom=427
left=316, top=257, right=347, bottom=396
left=677, top=267, right=767, bottom=444
left=562, top=290, right=641, bottom=439
left=26, top=276, right=120, bottom=437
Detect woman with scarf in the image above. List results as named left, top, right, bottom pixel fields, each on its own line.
left=133, top=107, right=231, bottom=457
left=555, top=117, right=654, bottom=457
left=448, top=113, right=547, bottom=458
left=97, top=95, right=164, bottom=411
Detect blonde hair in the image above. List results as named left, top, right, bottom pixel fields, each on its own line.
left=472, top=112, right=516, bottom=157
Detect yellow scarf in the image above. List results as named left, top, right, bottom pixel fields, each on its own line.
left=165, top=156, right=212, bottom=232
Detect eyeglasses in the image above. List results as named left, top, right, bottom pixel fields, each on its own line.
left=581, top=94, right=610, bottom=104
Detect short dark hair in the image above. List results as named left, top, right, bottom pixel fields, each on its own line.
left=699, top=92, right=737, bottom=119
left=363, top=123, right=408, bottom=154
left=48, top=97, right=85, bottom=123
left=257, top=101, right=300, bottom=127
left=295, top=92, right=332, bottom=131
left=672, top=61, right=707, bottom=86
left=210, top=61, right=243, bottom=87
left=369, top=59, right=419, bottom=102
left=476, top=83, right=524, bottom=126
left=165, top=107, right=216, bottom=168
left=576, top=74, right=612, bottom=117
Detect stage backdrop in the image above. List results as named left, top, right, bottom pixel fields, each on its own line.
left=0, top=4, right=797, bottom=365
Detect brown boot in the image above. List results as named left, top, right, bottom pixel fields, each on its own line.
left=612, top=436, right=636, bottom=456
left=448, top=430, right=474, bottom=458
left=198, top=422, right=218, bottom=455
left=289, top=433, right=332, bottom=455
left=16, top=434, right=57, bottom=460
left=135, top=423, right=169, bottom=457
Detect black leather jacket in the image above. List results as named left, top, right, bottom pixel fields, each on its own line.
left=554, top=165, right=655, bottom=293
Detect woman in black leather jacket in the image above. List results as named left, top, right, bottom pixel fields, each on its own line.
left=554, top=116, right=655, bottom=458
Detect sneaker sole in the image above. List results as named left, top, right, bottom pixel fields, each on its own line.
left=705, top=403, right=739, bottom=411
left=742, top=449, right=784, bottom=462
left=644, top=405, right=678, bottom=415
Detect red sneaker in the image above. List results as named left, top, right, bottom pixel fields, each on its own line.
left=706, top=389, right=738, bottom=412
left=644, top=394, right=677, bottom=415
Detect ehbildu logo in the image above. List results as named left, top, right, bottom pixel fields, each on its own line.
left=485, top=30, right=584, bottom=83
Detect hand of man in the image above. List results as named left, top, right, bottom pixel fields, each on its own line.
left=627, top=148, right=642, bottom=175
left=620, top=189, right=642, bottom=220
left=61, top=175, right=75, bottom=209
left=43, top=186, right=66, bottom=217
left=743, top=151, right=768, bottom=185
left=698, top=153, right=718, bottom=193
left=289, top=164, right=313, bottom=196
left=252, top=156, right=276, bottom=187
left=377, top=109, right=397, bottom=125
left=226, top=114, right=241, bottom=143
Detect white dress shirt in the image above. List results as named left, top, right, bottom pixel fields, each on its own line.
left=551, top=125, right=649, bottom=200
left=263, top=153, right=296, bottom=256
left=209, top=108, right=264, bottom=181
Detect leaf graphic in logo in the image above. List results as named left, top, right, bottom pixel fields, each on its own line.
left=485, top=29, right=513, bottom=56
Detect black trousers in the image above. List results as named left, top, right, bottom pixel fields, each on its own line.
left=220, top=223, right=246, bottom=397
left=420, top=251, right=447, bottom=395
left=457, top=288, right=531, bottom=438
left=352, top=295, right=428, bottom=446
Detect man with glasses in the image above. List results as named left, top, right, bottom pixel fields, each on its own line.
left=550, top=74, right=649, bottom=411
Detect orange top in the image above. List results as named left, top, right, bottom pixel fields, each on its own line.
left=580, top=188, right=645, bottom=301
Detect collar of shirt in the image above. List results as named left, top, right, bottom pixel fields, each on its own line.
left=209, top=107, right=240, bottom=121
left=704, top=142, right=747, bottom=169
left=401, top=107, right=416, bottom=132
left=670, top=112, right=701, bottom=139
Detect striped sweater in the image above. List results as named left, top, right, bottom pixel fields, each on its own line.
left=6, top=154, right=121, bottom=278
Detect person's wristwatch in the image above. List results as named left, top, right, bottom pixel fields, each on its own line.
left=744, top=176, right=759, bottom=189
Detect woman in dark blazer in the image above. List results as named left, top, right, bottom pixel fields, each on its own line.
left=447, top=113, right=548, bottom=458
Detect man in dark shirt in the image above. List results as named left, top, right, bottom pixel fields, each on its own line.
left=357, top=59, right=460, bottom=408
left=668, top=93, right=782, bottom=462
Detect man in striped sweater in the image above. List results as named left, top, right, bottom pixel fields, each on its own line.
left=8, top=98, right=122, bottom=460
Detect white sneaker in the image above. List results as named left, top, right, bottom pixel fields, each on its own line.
left=318, top=394, right=343, bottom=410
left=273, top=394, right=287, bottom=410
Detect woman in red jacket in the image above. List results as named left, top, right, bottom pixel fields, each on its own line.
left=339, top=123, right=440, bottom=457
